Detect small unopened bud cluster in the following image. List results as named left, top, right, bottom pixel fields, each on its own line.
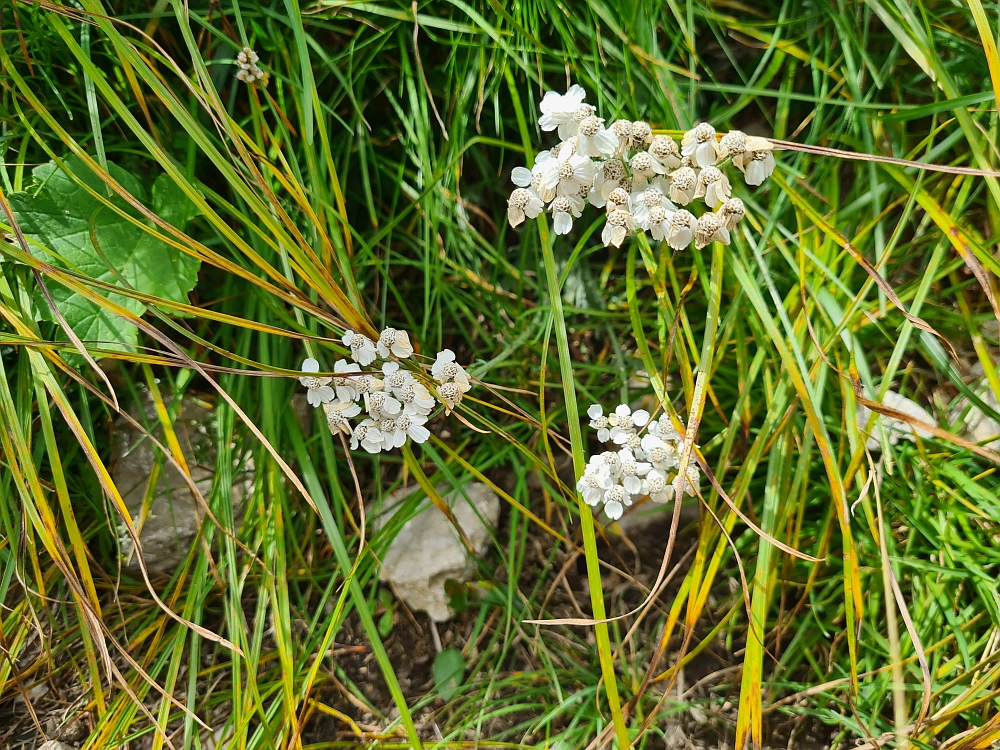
left=507, top=84, right=774, bottom=251
left=297, top=328, right=472, bottom=454
left=235, top=47, right=266, bottom=84
left=576, top=404, right=700, bottom=520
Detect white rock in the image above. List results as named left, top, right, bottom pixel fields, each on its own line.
left=948, top=361, right=1000, bottom=449
left=12, top=677, right=48, bottom=705
left=204, top=725, right=234, bottom=750
left=373, top=483, right=500, bottom=621
left=38, top=743, right=78, bottom=750
left=857, top=390, right=935, bottom=451
left=662, top=723, right=689, bottom=750
left=111, top=391, right=254, bottom=572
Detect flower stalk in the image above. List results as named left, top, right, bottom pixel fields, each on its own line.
left=505, top=70, right=631, bottom=749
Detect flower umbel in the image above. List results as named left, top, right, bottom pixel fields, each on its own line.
left=505, top=82, right=776, bottom=253
left=235, top=47, right=266, bottom=84
left=296, top=330, right=474, bottom=453
left=577, top=399, right=698, bottom=519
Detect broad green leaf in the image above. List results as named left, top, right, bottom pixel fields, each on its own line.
left=432, top=647, right=465, bottom=700
left=6, top=155, right=199, bottom=357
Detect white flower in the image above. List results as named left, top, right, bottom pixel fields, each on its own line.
left=432, top=349, right=471, bottom=389
left=630, top=121, right=653, bottom=146
left=236, top=48, right=259, bottom=69
left=236, top=67, right=265, bottom=83
left=667, top=166, right=698, bottom=205
left=610, top=404, right=650, bottom=444
left=299, top=358, right=335, bottom=407
left=648, top=135, right=682, bottom=170
left=593, top=449, right=623, bottom=480
left=609, top=120, right=651, bottom=156
left=343, top=330, right=378, bottom=366
left=548, top=150, right=596, bottom=197
left=381, top=361, right=412, bottom=394
left=647, top=205, right=671, bottom=242
left=602, top=207, right=634, bottom=248
left=436, top=381, right=464, bottom=412
left=694, top=166, right=732, bottom=208
left=576, top=116, right=619, bottom=158
left=681, top=122, right=718, bottom=168
left=397, top=412, right=431, bottom=445
left=602, top=483, right=630, bottom=520
left=694, top=211, right=731, bottom=249
left=323, top=399, right=362, bottom=436
left=743, top=149, right=776, bottom=186
left=398, top=380, right=436, bottom=416
left=507, top=187, right=545, bottom=227
left=378, top=327, right=414, bottom=359
left=605, top=187, right=632, bottom=212
left=622, top=431, right=645, bottom=459
left=664, top=209, right=696, bottom=250
left=587, top=404, right=612, bottom=443
left=364, top=391, right=401, bottom=421
left=235, top=49, right=265, bottom=84
left=643, top=469, right=673, bottom=504
left=673, top=464, right=700, bottom=497
left=719, top=198, right=746, bottom=231
left=352, top=372, right=384, bottom=398
left=561, top=105, right=599, bottom=139
left=617, top=447, right=651, bottom=495
left=550, top=138, right=578, bottom=159
left=717, top=130, right=747, bottom=162
left=610, top=120, right=634, bottom=157
left=350, top=419, right=384, bottom=453
left=632, top=178, right=676, bottom=228
left=550, top=195, right=584, bottom=235
left=332, top=359, right=362, bottom=403
left=587, top=159, right=627, bottom=208
left=628, top=151, right=666, bottom=186
left=641, top=434, right=678, bottom=471
left=431, top=349, right=471, bottom=412
left=377, top=417, right=404, bottom=449
left=538, top=84, right=589, bottom=136
left=379, top=413, right=428, bottom=449
left=731, top=136, right=773, bottom=171
left=648, top=416, right=682, bottom=442
left=576, top=463, right=612, bottom=506
left=513, top=154, right=559, bottom=203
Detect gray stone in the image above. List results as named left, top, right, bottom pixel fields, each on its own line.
left=857, top=390, right=935, bottom=451
left=950, top=362, right=1000, bottom=450
left=964, top=386, right=1000, bottom=448
left=372, top=482, right=501, bottom=621
left=111, top=390, right=254, bottom=572
left=38, top=742, right=78, bottom=750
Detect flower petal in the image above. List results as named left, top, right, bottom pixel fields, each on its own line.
left=511, top=166, right=533, bottom=186
left=604, top=500, right=623, bottom=520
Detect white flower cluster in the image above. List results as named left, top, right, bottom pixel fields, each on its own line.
left=507, top=84, right=775, bottom=251
left=297, top=328, right=472, bottom=454
left=235, top=47, right=265, bottom=84
left=576, top=404, right=700, bottom=520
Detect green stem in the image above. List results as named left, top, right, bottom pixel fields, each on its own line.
left=700, top=242, right=726, bottom=375
left=503, top=70, right=629, bottom=749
